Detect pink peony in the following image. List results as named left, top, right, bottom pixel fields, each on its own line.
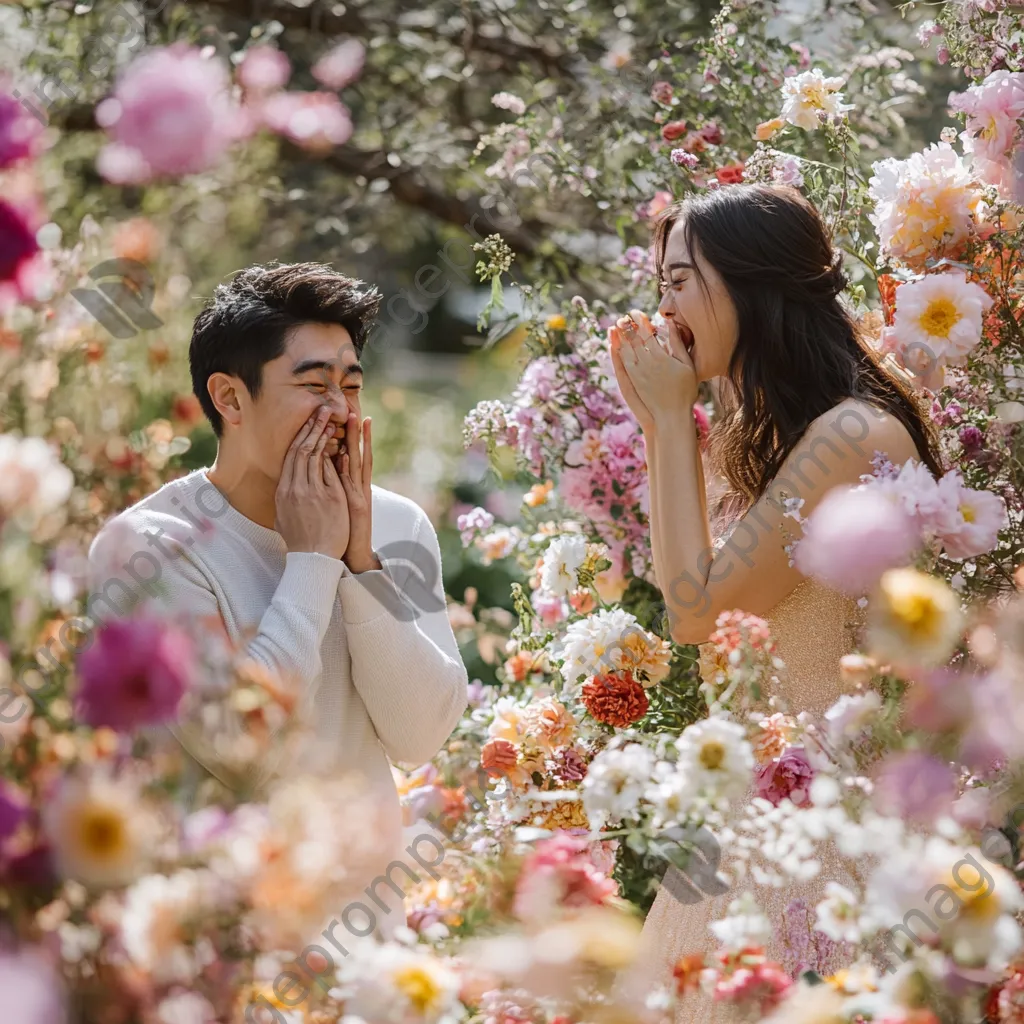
left=261, top=91, right=353, bottom=152
left=513, top=833, right=618, bottom=924
left=96, top=44, right=242, bottom=182
left=872, top=750, right=956, bottom=824
left=0, top=91, right=42, bottom=168
left=929, top=470, right=1006, bottom=559
left=238, top=45, right=291, bottom=93
left=311, top=38, right=366, bottom=90
left=794, top=485, right=921, bottom=595
left=75, top=616, right=195, bottom=732
left=754, top=746, right=815, bottom=806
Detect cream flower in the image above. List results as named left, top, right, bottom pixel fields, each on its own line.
left=779, top=68, right=852, bottom=130
left=521, top=696, right=577, bottom=750
left=881, top=271, right=993, bottom=380
left=556, top=608, right=670, bottom=686
left=867, top=568, right=964, bottom=669
left=42, top=771, right=154, bottom=887
left=0, top=433, right=74, bottom=529
left=868, top=143, right=984, bottom=266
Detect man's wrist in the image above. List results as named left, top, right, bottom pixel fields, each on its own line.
left=343, top=549, right=382, bottom=574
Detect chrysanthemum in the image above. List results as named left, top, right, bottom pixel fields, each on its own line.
left=882, top=271, right=994, bottom=379
left=867, top=568, right=964, bottom=669
left=540, top=534, right=588, bottom=597
left=42, top=772, right=153, bottom=886
left=557, top=608, right=668, bottom=686
left=868, top=144, right=984, bottom=266
left=676, top=717, right=754, bottom=806
left=779, top=69, right=852, bottom=130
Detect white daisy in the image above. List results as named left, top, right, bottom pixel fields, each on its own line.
left=539, top=534, right=588, bottom=597
left=675, top=717, right=754, bottom=807
left=581, top=742, right=656, bottom=826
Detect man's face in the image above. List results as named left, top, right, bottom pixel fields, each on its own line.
left=245, top=322, right=363, bottom=481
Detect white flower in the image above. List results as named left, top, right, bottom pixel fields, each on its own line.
left=540, top=534, right=588, bottom=597
left=675, top=717, right=754, bottom=807
left=779, top=68, right=852, bottom=129
left=709, top=893, right=773, bottom=951
left=155, top=991, right=218, bottom=1024
left=824, top=691, right=882, bottom=744
left=337, top=943, right=461, bottom=1024
left=581, top=742, right=656, bottom=826
left=815, top=881, right=865, bottom=943
left=556, top=608, right=670, bottom=686
left=881, top=272, right=994, bottom=378
left=475, top=526, right=520, bottom=564
left=0, top=433, right=74, bottom=528
left=491, top=91, right=526, bottom=115
left=121, top=871, right=214, bottom=984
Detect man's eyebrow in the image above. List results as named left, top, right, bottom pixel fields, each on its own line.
left=291, top=359, right=363, bottom=377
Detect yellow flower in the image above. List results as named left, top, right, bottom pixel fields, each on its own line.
left=532, top=797, right=589, bottom=832
left=867, top=568, right=964, bottom=668
left=393, top=962, right=448, bottom=1016
left=545, top=314, right=567, bottom=331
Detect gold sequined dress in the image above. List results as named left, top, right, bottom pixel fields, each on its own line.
left=636, top=578, right=862, bottom=1023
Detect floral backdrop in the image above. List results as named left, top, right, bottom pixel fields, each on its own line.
left=2, top=0, right=1024, bottom=1022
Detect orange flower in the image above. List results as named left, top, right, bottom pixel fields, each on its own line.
left=171, top=394, right=203, bottom=427
left=568, top=590, right=595, bottom=615
left=877, top=273, right=900, bottom=327
left=112, top=217, right=161, bottom=264
left=673, top=953, right=706, bottom=994
left=714, top=163, right=745, bottom=185
left=582, top=672, right=649, bottom=728
left=480, top=737, right=519, bottom=778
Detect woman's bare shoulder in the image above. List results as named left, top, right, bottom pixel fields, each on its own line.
left=805, top=397, right=920, bottom=465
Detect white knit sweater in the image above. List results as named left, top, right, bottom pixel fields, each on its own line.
left=87, top=468, right=468, bottom=934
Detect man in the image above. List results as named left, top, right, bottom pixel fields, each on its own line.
left=88, top=261, right=468, bottom=938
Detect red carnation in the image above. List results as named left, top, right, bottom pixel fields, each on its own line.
left=661, top=119, right=688, bottom=143
left=582, top=671, right=649, bottom=728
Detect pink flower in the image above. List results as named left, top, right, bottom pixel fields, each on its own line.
left=872, top=750, right=956, bottom=824
left=262, top=91, right=353, bottom=152
left=645, top=190, right=674, bottom=219
left=713, top=960, right=792, bottom=1013
left=513, top=833, right=618, bottom=924
left=238, top=45, right=291, bottom=93
left=794, top=485, right=921, bottom=595
left=699, top=122, right=723, bottom=145
left=0, top=948, right=66, bottom=1024
left=929, top=471, right=1006, bottom=559
left=75, top=616, right=195, bottom=732
left=312, top=39, right=366, bottom=90
left=0, top=91, right=42, bottom=168
left=949, top=70, right=1024, bottom=194
left=0, top=199, right=39, bottom=288
left=96, top=44, right=241, bottom=182
left=754, top=746, right=815, bottom=807
left=532, top=590, right=569, bottom=626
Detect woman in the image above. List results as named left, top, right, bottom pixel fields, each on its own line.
left=609, top=184, right=942, bottom=1020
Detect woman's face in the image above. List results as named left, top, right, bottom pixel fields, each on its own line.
left=656, top=219, right=738, bottom=383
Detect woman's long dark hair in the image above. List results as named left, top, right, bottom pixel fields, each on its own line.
left=652, top=183, right=943, bottom=508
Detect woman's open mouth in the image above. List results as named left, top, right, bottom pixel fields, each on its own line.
left=678, top=323, right=696, bottom=356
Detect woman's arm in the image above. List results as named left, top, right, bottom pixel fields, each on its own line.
left=645, top=397, right=920, bottom=644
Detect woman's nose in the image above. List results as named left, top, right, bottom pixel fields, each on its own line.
left=657, top=291, right=674, bottom=319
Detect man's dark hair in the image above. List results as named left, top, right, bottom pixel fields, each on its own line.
left=190, top=261, right=381, bottom=437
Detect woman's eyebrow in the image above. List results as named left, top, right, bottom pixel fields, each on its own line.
left=666, top=261, right=694, bottom=271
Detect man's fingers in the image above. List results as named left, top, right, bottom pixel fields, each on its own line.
left=362, top=417, right=373, bottom=492
left=283, top=410, right=323, bottom=490
left=344, top=412, right=361, bottom=477
left=308, top=417, right=332, bottom=487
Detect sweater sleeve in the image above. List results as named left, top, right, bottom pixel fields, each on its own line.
left=337, top=507, right=468, bottom=766
left=88, top=521, right=345, bottom=697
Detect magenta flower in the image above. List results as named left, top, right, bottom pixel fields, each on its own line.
left=311, top=39, right=366, bottom=90
left=261, top=91, right=353, bottom=152
left=0, top=92, right=42, bottom=168
left=238, top=45, right=291, bottom=93
left=794, top=484, right=921, bottom=595
left=873, top=751, right=956, bottom=824
left=96, top=44, right=241, bottom=183
left=513, top=833, right=617, bottom=924
left=0, top=782, right=28, bottom=845
left=75, top=616, right=195, bottom=732
left=754, top=745, right=815, bottom=806
left=0, top=199, right=39, bottom=288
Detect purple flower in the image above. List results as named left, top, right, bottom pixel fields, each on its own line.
left=96, top=44, right=241, bottom=183
left=754, top=746, right=815, bottom=806
left=958, top=425, right=984, bottom=450
left=0, top=92, right=42, bottom=169
left=873, top=751, right=956, bottom=824
left=0, top=199, right=39, bottom=286
left=0, top=783, right=27, bottom=844
left=670, top=149, right=700, bottom=169
left=75, top=616, right=195, bottom=732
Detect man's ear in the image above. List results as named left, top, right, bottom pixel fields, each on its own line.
left=208, top=373, right=243, bottom=429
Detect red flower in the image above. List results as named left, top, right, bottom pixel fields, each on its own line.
left=582, top=671, right=649, bottom=728
left=715, top=163, right=745, bottom=185
left=878, top=273, right=900, bottom=327
left=661, top=119, right=688, bottom=142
